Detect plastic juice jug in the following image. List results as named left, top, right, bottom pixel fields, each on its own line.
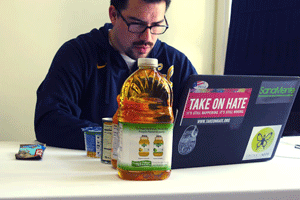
left=111, top=95, right=120, bottom=169
left=117, top=58, right=174, bottom=181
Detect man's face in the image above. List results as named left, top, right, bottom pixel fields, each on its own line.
left=110, top=0, right=167, bottom=60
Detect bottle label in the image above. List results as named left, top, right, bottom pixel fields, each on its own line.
left=153, top=141, right=163, bottom=156
left=102, top=122, right=112, bottom=161
left=118, top=122, right=173, bottom=171
left=84, top=132, right=102, bottom=155
left=112, top=123, right=119, bottom=160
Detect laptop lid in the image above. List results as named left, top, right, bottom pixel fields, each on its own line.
left=172, top=75, right=300, bottom=169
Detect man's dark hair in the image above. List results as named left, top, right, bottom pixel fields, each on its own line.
left=111, top=0, right=171, bottom=12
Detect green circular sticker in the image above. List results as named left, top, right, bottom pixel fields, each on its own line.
left=251, top=127, right=275, bottom=153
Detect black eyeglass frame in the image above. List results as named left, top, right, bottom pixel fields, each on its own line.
left=115, top=8, right=169, bottom=35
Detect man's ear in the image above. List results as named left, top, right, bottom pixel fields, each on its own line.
left=109, top=5, right=118, bottom=25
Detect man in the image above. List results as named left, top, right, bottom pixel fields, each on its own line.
left=34, top=0, right=197, bottom=149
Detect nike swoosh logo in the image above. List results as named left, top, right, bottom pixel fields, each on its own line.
left=97, top=63, right=107, bottom=69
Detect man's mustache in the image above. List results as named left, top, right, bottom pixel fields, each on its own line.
left=133, top=41, right=153, bottom=46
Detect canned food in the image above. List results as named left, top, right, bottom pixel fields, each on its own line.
left=82, top=127, right=102, bottom=158
left=102, top=118, right=113, bottom=164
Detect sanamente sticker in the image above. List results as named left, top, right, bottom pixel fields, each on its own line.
left=256, top=80, right=298, bottom=104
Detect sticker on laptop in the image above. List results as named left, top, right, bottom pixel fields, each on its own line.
left=242, top=125, right=282, bottom=161
left=179, top=85, right=252, bottom=129
left=178, top=125, right=199, bottom=155
left=192, top=81, right=209, bottom=89
left=256, top=80, right=298, bottom=104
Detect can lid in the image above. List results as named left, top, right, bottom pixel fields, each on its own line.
left=138, top=58, right=158, bottom=67
left=81, top=126, right=102, bottom=132
left=102, top=117, right=113, bottom=122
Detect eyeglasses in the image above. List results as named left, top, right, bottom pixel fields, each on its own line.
left=116, top=8, right=169, bottom=35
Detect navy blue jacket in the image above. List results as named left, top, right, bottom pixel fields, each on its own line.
left=35, top=23, right=197, bottom=149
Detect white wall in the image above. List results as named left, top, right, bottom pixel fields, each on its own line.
left=0, top=0, right=227, bottom=142
left=213, top=0, right=231, bottom=75
left=160, top=0, right=216, bottom=75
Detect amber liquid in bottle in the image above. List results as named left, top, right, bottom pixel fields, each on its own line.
left=111, top=96, right=120, bottom=169
left=86, top=151, right=98, bottom=158
left=111, top=111, right=118, bottom=169
left=117, top=58, right=173, bottom=181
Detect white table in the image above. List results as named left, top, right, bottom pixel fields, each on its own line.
left=1, top=137, right=300, bottom=200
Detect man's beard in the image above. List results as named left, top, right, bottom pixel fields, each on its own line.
left=125, top=40, right=154, bottom=60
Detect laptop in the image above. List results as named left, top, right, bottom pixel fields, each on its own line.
left=172, top=75, right=300, bottom=169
